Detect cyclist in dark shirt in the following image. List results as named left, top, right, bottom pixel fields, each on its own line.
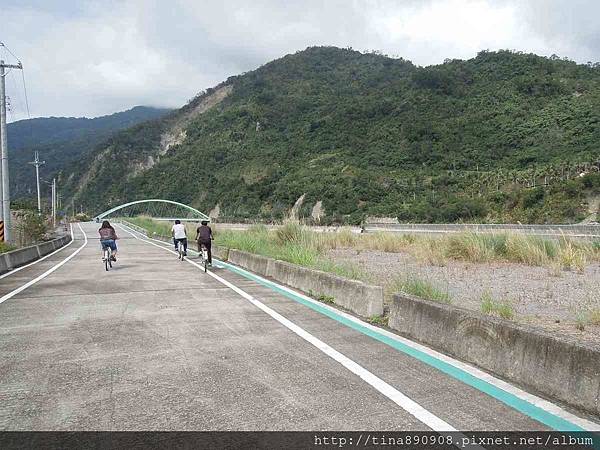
left=195, top=220, right=213, bottom=264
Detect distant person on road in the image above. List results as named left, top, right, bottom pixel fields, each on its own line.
left=172, top=220, right=188, bottom=256
left=98, top=220, right=118, bottom=261
left=195, top=220, right=213, bottom=265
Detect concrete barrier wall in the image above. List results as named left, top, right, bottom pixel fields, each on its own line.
left=388, top=293, right=600, bottom=416
left=0, top=234, right=72, bottom=275
left=228, top=250, right=270, bottom=276
left=0, top=254, right=10, bottom=274
left=213, top=245, right=228, bottom=261
left=228, top=250, right=384, bottom=317
left=37, top=241, right=57, bottom=256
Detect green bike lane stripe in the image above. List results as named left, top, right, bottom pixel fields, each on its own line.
left=214, top=259, right=588, bottom=433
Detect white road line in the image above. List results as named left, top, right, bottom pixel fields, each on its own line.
left=118, top=224, right=460, bottom=433
left=119, top=223, right=600, bottom=432
left=0, top=223, right=88, bottom=305
left=246, top=273, right=600, bottom=431
left=0, top=223, right=75, bottom=281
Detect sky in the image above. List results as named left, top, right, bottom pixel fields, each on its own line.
left=2, top=0, right=599, bottom=121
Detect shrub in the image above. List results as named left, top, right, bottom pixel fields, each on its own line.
left=445, top=232, right=503, bottom=262
left=13, top=210, right=48, bottom=245
left=0, top=241, right=15, bottom=254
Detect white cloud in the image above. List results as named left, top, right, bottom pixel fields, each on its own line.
left=2, top=0, right=599, bottom=121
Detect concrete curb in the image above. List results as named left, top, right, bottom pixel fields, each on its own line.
left=388, top=293, right=600, bottom=416
left=228, top=249, right=384, bottom=317
left=0, top=235, right=72, bottom=275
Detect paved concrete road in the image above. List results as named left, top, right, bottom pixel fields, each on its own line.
left=0, top=223, right=597, bottom=431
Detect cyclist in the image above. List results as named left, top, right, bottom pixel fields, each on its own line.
left=98, top=220, right=118, bottom=261
left=171, top=219, right=187, bottom=256
left=195, top=220, right=213, bottom=265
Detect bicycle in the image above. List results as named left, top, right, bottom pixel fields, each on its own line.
left=101, top=242, right=113, bottom=271
left=176, top=239, right=186, bottom=261
left=199, top=243, right=209, bottom=272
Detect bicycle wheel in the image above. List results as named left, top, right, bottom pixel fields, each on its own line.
left=104, top=250, right=109, bottom=271
left=204, top=259, right=207, bottom=273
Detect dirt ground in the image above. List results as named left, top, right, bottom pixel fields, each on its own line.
left=327, top=248, right=600, bottom=349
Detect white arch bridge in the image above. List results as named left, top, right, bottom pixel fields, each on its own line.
left=94, top=199, right=210, bottom=222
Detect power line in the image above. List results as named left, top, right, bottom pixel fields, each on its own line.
left=0, top=42, right=21, bottom=63
left=20, top=69, right=31, bottom=119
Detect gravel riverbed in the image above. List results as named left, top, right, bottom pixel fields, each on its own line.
left=327, top=248, right=600, bottom=348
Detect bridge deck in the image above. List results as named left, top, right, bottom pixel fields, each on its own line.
left=0, top=222, right=596, bottom=431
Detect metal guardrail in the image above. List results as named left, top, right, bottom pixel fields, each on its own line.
left=364, top=223, right=600, bottom=239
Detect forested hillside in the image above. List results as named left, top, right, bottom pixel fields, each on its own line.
left=63, top=47, right=600, bottom=223
left=8, top=106, right=171, bottom=197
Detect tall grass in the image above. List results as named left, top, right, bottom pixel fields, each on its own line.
left=360, top=231, right=599, bottom=272
left=480, top=291, right=515, bottom=319
left=387, top=276, right=452, bottom=303
left=215, top=220, right=370, bottom=281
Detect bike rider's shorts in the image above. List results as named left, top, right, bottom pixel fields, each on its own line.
left=100, top=239, right=117, bottom=251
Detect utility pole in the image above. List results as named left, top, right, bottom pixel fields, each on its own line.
left=28, top=151, right=45, bottom=214
left=52, top=178, right=56, bottom=228
left=0, top=59, right=23, bottom=242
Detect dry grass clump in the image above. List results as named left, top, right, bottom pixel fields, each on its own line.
left=556, top=238, right=587, bottom=272
left=480, top=291, right=515, bottom=320
left=359, top=232, right=414, bottom=253
left=445, top=232, right=506, bottom=262
left=410, top=237, right=447, bottom=266
left=387, top=276, right=452, bottom=304
left=575, top=308, right=600, bottom=331
left=589, top=309, right=600, bottom=325
left=355, top=230, right=597, bottom=273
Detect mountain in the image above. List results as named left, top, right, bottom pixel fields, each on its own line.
left=62, top=47, right=600, bottom=224
left=8, top=106, right=171, bottom=198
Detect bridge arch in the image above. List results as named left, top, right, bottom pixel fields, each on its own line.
left=94, top=199, right=210, bottom=222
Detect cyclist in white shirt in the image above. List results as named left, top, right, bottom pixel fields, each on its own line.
left=171, top=220, right=187, bottom=256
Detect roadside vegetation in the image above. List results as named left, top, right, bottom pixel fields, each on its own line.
left=386, top=276, right=452, bottom=304
left=127, top=216, right=599, bottom=293
left=0, top=241, right=15, bottom=254
left=480, top=291, right=515, bottom=320
left=575, top=308, right=600, bottom=331
left=216, top=221, right=600, bottom=273
left=123, top=216, right=172, bottom=236
left=6, top=202, right=50, bottom=248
